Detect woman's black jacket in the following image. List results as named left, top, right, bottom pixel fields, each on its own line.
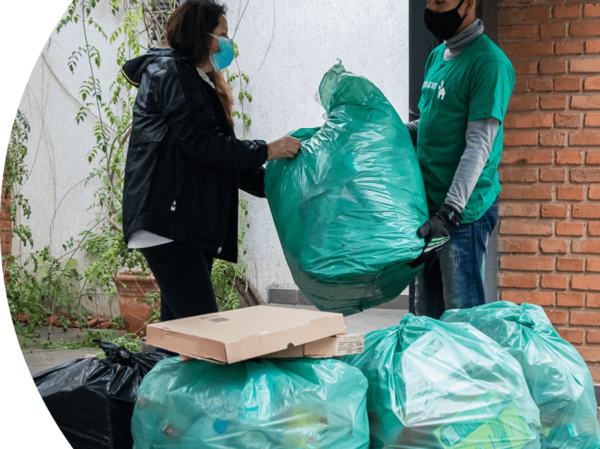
left=121, top=48, right=268, bottom=263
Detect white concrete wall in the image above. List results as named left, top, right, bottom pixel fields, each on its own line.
left=15, top=2, right=130, bottom=316
left=13, top=0, right=410, bottom=310
left=223, top=0, right=410, bottom=302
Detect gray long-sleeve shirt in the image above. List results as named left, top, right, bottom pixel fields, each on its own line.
left=408, top=19, right=500, bottom=213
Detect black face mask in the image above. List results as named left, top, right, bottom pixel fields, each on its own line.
left=424, top=0, right=467, bottom=41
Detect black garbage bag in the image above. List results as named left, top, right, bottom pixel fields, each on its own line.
left=33, top=340, right=169, bottom=449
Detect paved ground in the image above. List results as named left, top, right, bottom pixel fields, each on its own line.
left=21, top=307, right=407, bottom=376
left=18, top=307, right=600, bottom=424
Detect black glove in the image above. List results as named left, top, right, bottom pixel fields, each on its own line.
left=408, top=204, right=462, bottom=270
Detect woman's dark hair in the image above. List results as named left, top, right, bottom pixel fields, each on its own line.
left=166, top=0, right=234, bottom=128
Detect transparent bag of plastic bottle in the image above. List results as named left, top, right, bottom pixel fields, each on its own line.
left=442, top=301, right=600, bottom=449
left=343, top=314, right=542, bottom=448
left=265, top=62, right=428, bottom=315
left=131, top=357, right=370, bottom=448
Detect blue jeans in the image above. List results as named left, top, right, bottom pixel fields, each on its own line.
left=414, top=198, right=499, bottom=320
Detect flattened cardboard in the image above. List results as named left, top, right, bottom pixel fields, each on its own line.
left=264, top=334, right=365, bottom=359
left=147, top=306, right=345, bottom=364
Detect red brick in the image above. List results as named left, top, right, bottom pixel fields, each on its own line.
left=556, top=41, right=584, bottom=55
left=501, top=255, right=554, bottom=271
left=513, top=61, right=539, bottom=76
left=554, top=113, right=583, bottom=128
left=498, top=237, right=538, bottom=253
left=572, top=275, right=600, bottom=290
left=541, top=204, right=568, bottom=218
left=571, top=22, right=600, bottom=37
left=585, top=4, right=600, bottom=18
left=502, top=150, right=554, bottom=164
left=498, top=203, right=539, bottom=217
left=540, top=95, right=567, bottom=110
left=573, top=205, right=600, bottom=219
left=540, top=58, right=567, bottom=74
left=588, top=329, right=600, bottom=342
left=504, top=131, right=538, bottom=147
left=502, top=291, right=555, bottom=306
left=508, top=95, right=539, bottom=111
left=571, top=169, right=600, bottom=183
left=554, top=4, right=582, bottom=19
left=571, top=310, right=600, bottom=325
left=541, top=274, right=568, bottom=289
left=540, top=168, right=566, bottom=182
left=570, top=58, right=600, bottom=73
left=514, top=78, right=530, bottom=93
left=499, top=274, right=538, bottom=289
left=557, top=258, right=585, bottom=271
left=589, top=294, right=600, bottom=308
left=530, top=77, right=553, bottom=92
left=588, top=258, right=600, bottom=272
left=499, top=185, right=553, bottom=201
left=540, top=239, right=568, bottom=253
left=577, top=347, right=600, bottom=362
left=590, top=186, right=600, bottom=200
left=589, top=222, right=600, bottom=236
left=586, top=113, right=600, bottom=127
left=584, top=76, right=600, bottom=91
left=502, top=42, right=554, bottom=57
left=587, top=40, right=600, bottom=54
left=540, top=23, right=567, bottom=40
left=546, top=309, right=569, bottom=325
left=586, top=152, right=600, bottom=165
left=573, top=240, right=600, bottom=253
left=556, top=150, right=582, bottom=164
left=540, top=131, right=567, bottom=147
left=557, top=328, right=585, bottom=344
left=554, top=77, right=582, bottom=92
left=571, top=95, right=600, bottom=109
left=557, top=186, right=584, bottom=201
left=498, top=25, right=539, bottom=40
left=500, top=6, right=552, bottom=24
left=556, top=222, right=584, bottom=236
left=499, top=167, right=538, bottom=183
left=590, top=367, right=600, bottom=382
left=499, top=220, right=552, bottom=236
left=572, top=95, right=600, bottom=109
left=504, top=113, right=553, bottom=129
left=570, top=132, right=600, bottom=146
left=557, top=292, right=586, bottom=307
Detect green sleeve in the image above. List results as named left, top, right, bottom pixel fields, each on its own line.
left=468, top=60, right=515, bottom=124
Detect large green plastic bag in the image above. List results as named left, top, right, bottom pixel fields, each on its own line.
left=442, top=301, right=600, bottom=448
left=265, top=62, right=428, bottom=315
left=343, top=314, right=541, bottom=448
left=131, top=357, right=370, bottom=448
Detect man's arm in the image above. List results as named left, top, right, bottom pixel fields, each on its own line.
left=445, top=117, right=500, bottom=212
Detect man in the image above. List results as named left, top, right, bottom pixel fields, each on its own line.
left=407, top=0, right=515, bottom=319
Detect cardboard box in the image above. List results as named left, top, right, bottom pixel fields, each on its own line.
left=264, top=334, right=365, bottom=359
left=147, top=306, right=345, bottom=364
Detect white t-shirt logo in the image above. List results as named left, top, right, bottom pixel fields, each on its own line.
left=438, top=81, right=446, bottom=100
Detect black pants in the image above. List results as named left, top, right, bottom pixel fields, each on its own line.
left=140, top=241, right=219, bottom=322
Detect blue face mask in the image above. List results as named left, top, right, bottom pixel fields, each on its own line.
left=209, top=33, right=235, bottom=71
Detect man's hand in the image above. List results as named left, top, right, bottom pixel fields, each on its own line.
left=267, top=137, right=301, bottom=160
left=408, top=204, right=462, bottom=270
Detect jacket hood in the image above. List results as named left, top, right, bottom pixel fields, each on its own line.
left=121, top=47, right=191, bottom=87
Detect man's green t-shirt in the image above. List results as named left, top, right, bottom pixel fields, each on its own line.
left=417, top=34, right=515, bottom=223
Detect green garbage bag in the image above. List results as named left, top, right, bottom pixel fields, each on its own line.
left=265, top=62, right=428, bottom=315
left=131, top=357, right=370, bottom=448
left=343, top=313, right=542, bottom=448
left=442, top=301, right=600, bottom=448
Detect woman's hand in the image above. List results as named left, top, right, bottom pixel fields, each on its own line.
left=267, top=137, right=301, bottom=161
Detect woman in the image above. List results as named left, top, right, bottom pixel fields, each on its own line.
left=121, top=0, right=300, bottom=322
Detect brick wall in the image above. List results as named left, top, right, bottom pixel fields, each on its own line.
left=498, top=0, right=600, bottom=380
left=1, top=175, right=11, bottom=285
